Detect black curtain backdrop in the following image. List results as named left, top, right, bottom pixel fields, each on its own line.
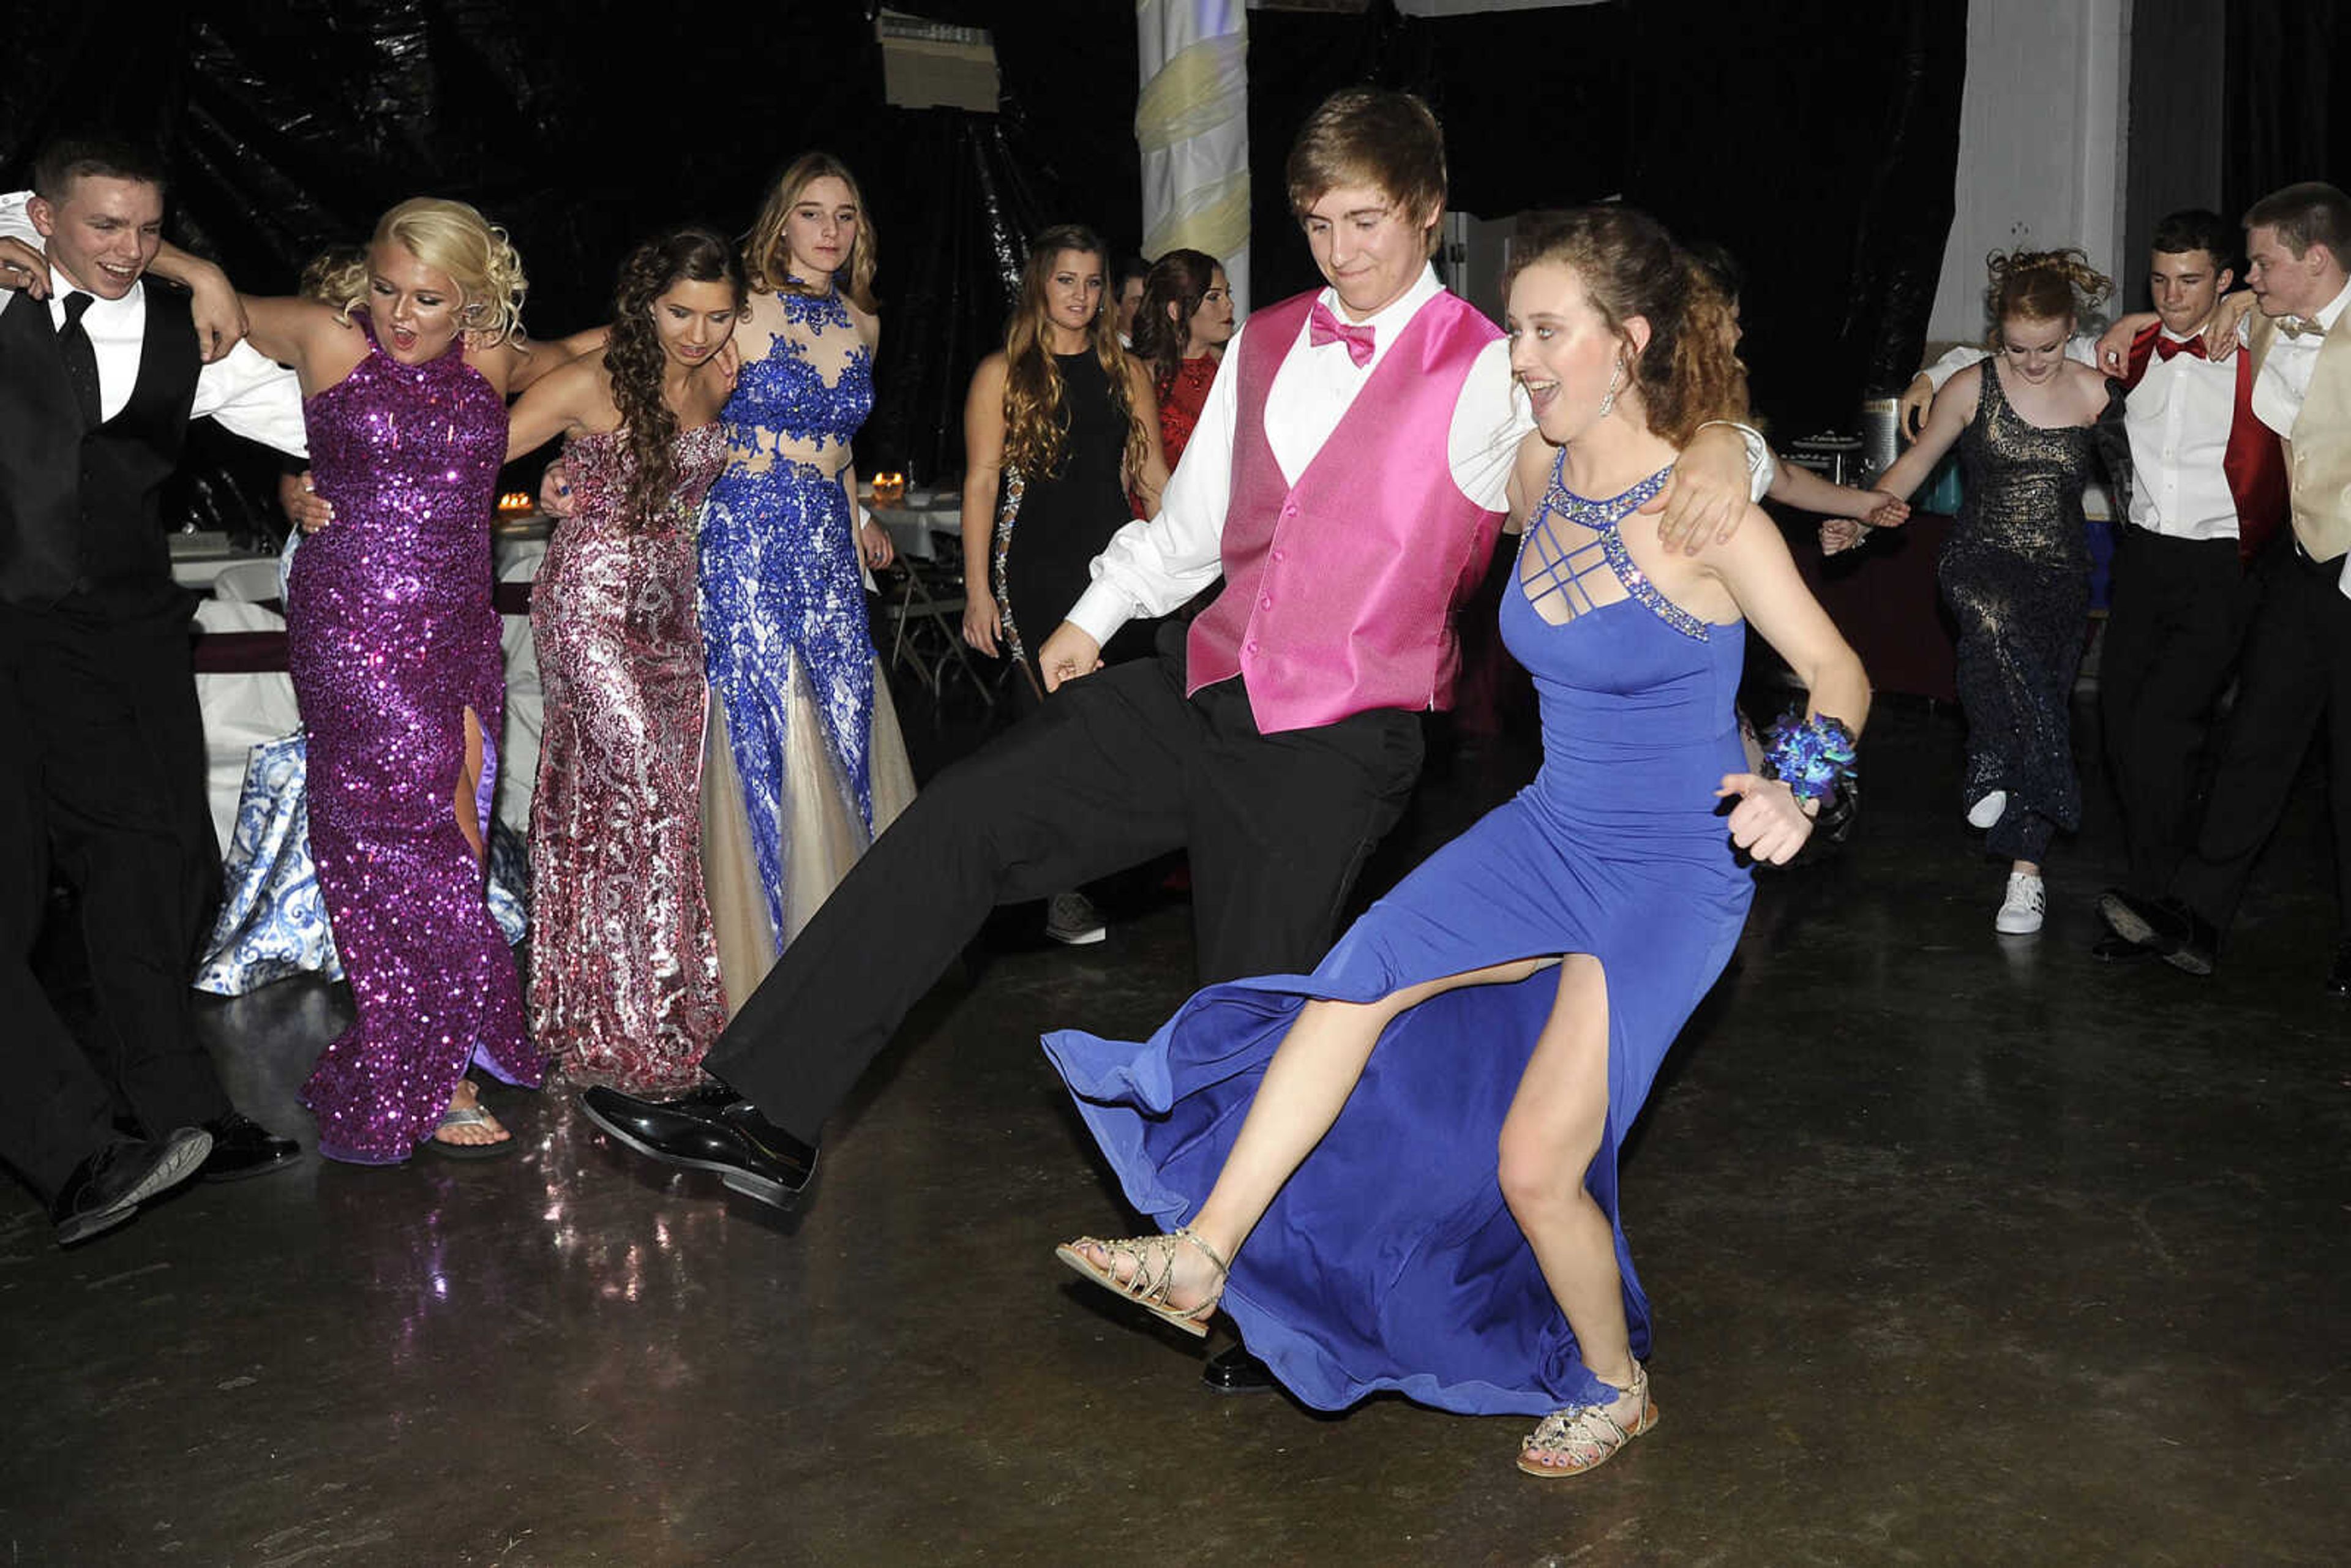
left=2222, top=0, right=2351, bottom=233
left=0, top=1, right=1135, bottom=516
left=6, top=0, right=1972, bottom=523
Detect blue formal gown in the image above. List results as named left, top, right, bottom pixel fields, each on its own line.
left=697, top=288, right=915, bottom=985
left=1044, top=458, right=1757, bottom=1417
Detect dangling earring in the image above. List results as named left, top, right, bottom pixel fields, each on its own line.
left=1597, top=356, right=1625, bottom=419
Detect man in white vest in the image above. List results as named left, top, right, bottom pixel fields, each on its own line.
left=2101, top=181, right=2351, bottom=991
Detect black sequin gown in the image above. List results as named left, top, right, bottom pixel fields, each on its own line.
left=1941, top=363, right=2129, bottom=863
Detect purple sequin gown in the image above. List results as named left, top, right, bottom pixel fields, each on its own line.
left=528, top=422, right=729, bottom=1089
left=290, top=314, right=541, bottom=1164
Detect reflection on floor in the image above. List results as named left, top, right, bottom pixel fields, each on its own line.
left=4, top=692, right=2345, bottom=1565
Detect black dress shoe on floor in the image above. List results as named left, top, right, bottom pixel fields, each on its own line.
left=578, top=1082, right=816, bottom=1210
left=2325, top=942, right=2351, bottom=997
left=1202, top=1342, right=1277, bottom=1395
left=199, top=1112, right=302, bottom=1182
left=2090, top=930, right=2156, bottom=964
left=51, top=1128, right=213, bottom=1247
left=2097, top=890, right=2218, bottom=976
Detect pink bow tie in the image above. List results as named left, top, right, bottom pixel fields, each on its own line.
left=1308, top=299, right=1376, bottom=367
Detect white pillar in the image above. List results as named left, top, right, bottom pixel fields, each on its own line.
left=1135, top=0, right=1251, bottom=313
left=1928, top=0, right=2132, bottom=343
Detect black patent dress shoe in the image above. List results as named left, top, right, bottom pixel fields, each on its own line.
left=578, top=1082, right=816, bottom=1210
left=2097, top=890, right=2217, bottom=975
left=2090, top=930, right=2156, bottom=964
left=2325, top=942, right=2351, bottom=997
left=51, top=1128, right=213, bottom=1247
left=199, top=1112, right=302, bottom=1182
left=1202, top=1342, right=1277, bottom=1395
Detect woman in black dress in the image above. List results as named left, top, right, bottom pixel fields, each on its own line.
left=1831, top=248, right=2127, bottom=934
left=959, top=223, right=1169, bottom=940
left=961, top=224, right=1169, bottom=685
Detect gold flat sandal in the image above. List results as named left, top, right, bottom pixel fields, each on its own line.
left=1054, top=1226, right=1231, bottom=1338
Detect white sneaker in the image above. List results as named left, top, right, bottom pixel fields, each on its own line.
left=1967, top=790, right=2009, bottom=830
left=1995, top=871, right=2045, bottom=934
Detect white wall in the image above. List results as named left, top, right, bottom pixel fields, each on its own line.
left=1929, top=0, right=2132, bottom=344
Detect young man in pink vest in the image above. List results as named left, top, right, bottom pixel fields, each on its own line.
left=580, top=91, right=1764, bottom=1218
left=2101, top=182, right=2351, bottom=989
left=2093, top=209, right=2287, bottom=960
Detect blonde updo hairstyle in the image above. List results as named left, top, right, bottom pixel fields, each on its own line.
left=1983, top=246, right=2110, bottom=335
left=312, top=197, right=530, bottom=347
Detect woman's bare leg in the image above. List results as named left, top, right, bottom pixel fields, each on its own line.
left=1073, top=957, right=1559, bottom=1309
left=433, top=705, right=502, bottom=1148
left=454, top=705, right=488, bottom=862
left=1495, top=955, right=1633, bottom=1392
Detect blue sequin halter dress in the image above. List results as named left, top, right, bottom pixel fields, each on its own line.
left=1045, top=452, right=1757, bottom=1416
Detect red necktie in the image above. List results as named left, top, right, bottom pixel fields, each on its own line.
left=1307, top=299, right=1376, bottom=367
left=2153, top=334, right=2207, bottom=362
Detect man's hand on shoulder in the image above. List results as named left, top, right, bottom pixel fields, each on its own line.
left=0, top=236, right=51, bottom=299
left=1649, top=422, right=1755, bottom=555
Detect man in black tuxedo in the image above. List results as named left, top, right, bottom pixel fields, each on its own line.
left=0, top=138, right=305, bottom=1245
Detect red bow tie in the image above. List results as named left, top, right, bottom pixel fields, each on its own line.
left=2154, top=334, right=2208, bottom=362
left=1308, top=299, right=1376, bottom=367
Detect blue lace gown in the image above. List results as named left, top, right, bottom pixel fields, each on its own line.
left=697, top=288, right=915, bottom=1002
left=1044, top=457, right=1757, bottom=1417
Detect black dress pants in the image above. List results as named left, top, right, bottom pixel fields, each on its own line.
left=707, top=636, right=1426, bottom=1145
left=2170, top=544, right=2351, bottom=935
left=0, top=597, right=231, bottom=1201
left=2097, top=528, right=2260, bottom=897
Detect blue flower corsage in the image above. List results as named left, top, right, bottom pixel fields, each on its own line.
left=1761, top=709, right=1859, bottom=804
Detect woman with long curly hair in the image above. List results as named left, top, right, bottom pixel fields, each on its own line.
left=1831, top=247, right=2127, bottom=933
left=1046, top=204, right=1868, bottom=1477
left=504, top=227, right=744, bottom=1090
left=959, top=223, right=1170, bottom=942
left=693, top=152, right=917, bottom=1005
left=223, top=197, right=592, bottom=1160
left=1127, top=246, right=1236, bottom=482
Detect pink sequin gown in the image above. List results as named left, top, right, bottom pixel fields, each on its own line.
left=527, top=422, right=729, bottom=1089
left=290, top=314, right=541, bottom=1164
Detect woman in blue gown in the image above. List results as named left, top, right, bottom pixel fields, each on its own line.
left=1046, top=207, right=1872, bottom=1478
left=696, top=154, right=917, bottom=1006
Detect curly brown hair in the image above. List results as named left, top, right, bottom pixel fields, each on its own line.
left=1130, top=247, right=1220, bottom=399
left=1504, top=205, right=1749, bottom=447
left=1000, top=224, right=1150, bottom=484
left=1984, top=246, right=2111, bottom=330
left=604, top=227, right=746, bottom=531
left=745, top=152, right=878, bottom=312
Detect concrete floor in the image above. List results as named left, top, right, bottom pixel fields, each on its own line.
left=3, top=689, right=2346, bottom=1566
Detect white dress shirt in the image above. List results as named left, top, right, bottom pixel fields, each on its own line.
left=0, top=190, right=306, bottom=456
left=2124, top=329, right=2243, bottom=542
left=1068, top=264, right=1767, bottom=645
left=2251, top=276, right=2351, bottom=438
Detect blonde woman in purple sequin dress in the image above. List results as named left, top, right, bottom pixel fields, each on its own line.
left=506, top=228, right=744, bottom=1090
left=233, top=199, right=585, bottom=1161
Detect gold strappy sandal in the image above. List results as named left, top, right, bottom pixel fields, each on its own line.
left=1517, top=1362, right=1658, bottom=1478
left=1054, top=1226, right=1231, bottom=1338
